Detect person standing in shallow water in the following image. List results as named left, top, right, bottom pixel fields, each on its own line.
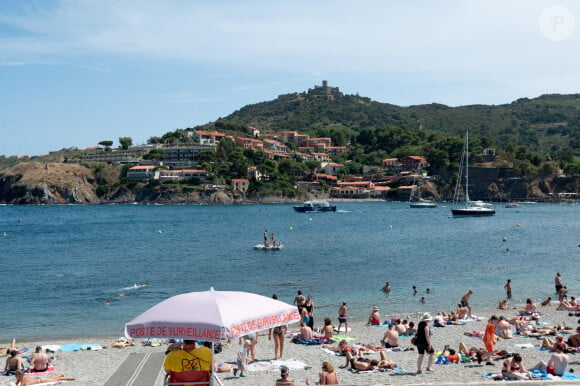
left=504, top=279, right=512, bottom=299
left=338, top=302, right=348, bottom=334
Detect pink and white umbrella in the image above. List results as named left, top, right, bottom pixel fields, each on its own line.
left=125, top=288, right=300, bottom=342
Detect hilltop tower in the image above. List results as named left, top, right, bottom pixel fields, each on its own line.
left=308, top=80, right=343, bottom=99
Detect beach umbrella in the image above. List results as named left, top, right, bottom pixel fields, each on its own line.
left=124, top=288, right=300, bottom=341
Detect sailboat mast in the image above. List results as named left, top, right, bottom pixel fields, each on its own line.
left=465, top=131, right=470, bottom=203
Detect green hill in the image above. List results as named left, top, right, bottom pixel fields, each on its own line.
left=198, top=91, right=580, bottom=154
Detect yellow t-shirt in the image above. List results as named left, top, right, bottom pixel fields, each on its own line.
left=164, top=347, right=212, bottom=372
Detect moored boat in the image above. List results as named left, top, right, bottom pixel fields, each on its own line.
left=293, top=200, right=337, bottom=212
left=451, top=131, right=495, bottom=217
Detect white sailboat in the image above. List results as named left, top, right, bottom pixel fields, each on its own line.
left=451, top=131, right=495, bottom=216
left=409, top=177, right=437, bottom=208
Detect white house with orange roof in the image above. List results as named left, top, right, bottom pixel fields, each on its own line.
left=127, top=165, right=158, bottom=181
left=231, top=178, right=250, bottom=192
left=381, top=158, right=398, bottom=169
left=313, top=153, right=331, bottom=163
left=191, top=130, right=226, bottom=145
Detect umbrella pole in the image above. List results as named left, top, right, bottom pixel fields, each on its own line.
left=210, top=334, right=224, bottom=386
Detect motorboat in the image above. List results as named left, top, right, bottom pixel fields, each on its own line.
left=505, top=202, right=521, bottom=208
left=293, top=200, right=337, bottom=212
left=254, top=244, right=284, bottom=251
left=451, top=131, right=495, bottom=217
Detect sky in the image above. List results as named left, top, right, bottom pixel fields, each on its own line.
left=1, top=0, right=579, bottom=156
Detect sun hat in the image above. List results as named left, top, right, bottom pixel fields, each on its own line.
left=372, top=305, right=379, bottom=311
left=244, top=339, right=252, bottom=346
left=421, top=312, right=432, bottom=321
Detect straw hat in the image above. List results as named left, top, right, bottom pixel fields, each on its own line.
left=244, top=339, right=253, bottom=346
left=421, top=312, right=432, bottom=321
left=372, top=305, right=379, bottom=311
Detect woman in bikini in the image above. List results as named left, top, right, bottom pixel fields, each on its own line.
left=318, top=361, right=339, bottom=384
left=15, top=370, right=75, bottom=386
left=320, top=318, right=334, bottom=340
left=269, top=293, right=287, bottom=360
left=500, top=354, right=531, bottom=380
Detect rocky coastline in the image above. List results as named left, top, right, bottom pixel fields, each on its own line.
left=0, top=161, right=576, bottom=205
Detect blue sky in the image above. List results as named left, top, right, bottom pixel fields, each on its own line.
left=1, top=1, right=579, bottom=156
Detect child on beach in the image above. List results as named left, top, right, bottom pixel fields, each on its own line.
left=234, top=339, right=252, bottom=377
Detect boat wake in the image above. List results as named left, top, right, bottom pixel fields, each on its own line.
left=122, top=283, right=149, bottom=290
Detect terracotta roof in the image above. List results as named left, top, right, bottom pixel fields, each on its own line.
left=231, top=179, right=249, bottom=182
left=130, top=165, right=155, bottom=170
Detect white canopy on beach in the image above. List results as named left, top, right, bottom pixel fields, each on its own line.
left=124, top=288, right=300, bottom=342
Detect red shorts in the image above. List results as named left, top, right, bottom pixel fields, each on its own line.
left=546, top=366, right=562, bottom=377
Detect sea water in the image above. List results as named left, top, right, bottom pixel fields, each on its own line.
left=0, top=202, right=578, bottom=341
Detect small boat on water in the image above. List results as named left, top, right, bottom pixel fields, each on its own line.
left=451, top=131, right=495, bottom=217
left=254, top=244, right=284, bottom=251
left=409, top=176, right=438, bottom=208
left=505, top=202, right=521, bottom=208
left=293, top=200, right=337, bottom=212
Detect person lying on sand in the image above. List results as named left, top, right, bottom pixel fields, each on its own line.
left=15, top=370, right=75, bottom=386
left=341, top=351, right=396, bottom=370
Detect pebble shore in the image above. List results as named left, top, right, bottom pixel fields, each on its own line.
left=1, top=306, right=579, bottom=386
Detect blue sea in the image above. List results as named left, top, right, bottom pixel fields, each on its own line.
left=1, top=202, right=578, bottom=342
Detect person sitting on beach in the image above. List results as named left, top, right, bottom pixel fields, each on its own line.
left=406, top=321, right=417, bottom=335
left=496, top=317, right=513, bottom=339
left=4, top=350, right=24, bottom=375
left=318, top=361, right=339, bottom=384
left=380, top=325, right=399, bottom=348
left=457, top=304, right=469, bottom=319
left=14, top=370, right=75, bottom=386
left=530, top=342, right=568, bottom=377
left=367, top=306, right=380, bottom=326
left=519, top=298, right=538, bottom=315
left=319, top=318, right=334, bottom=340
left=394, top=319, right=406, bottom=335
left=276, top=365, right=294, bottom=386
left=343, top=351, right=396, bottom=371
left=164, top=339, right=212, bottom=373
left=499, top=300, right=508, bottom=309
left=567, top=326, right=580, bottom=348
left=498, top=353, right=531, bottom=380
left=323, top=340, right=373, bottom=358
left=298, top=321, right=313, bottom=341
left=540, top=297, right=552, bottom=307
left=30, top=346, right=51, bottom=372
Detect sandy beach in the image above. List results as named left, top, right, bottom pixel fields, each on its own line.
left=1, top=306, right=579, bottom=386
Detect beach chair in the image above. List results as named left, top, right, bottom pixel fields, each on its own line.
left=164, top=370, right=211, bottom=386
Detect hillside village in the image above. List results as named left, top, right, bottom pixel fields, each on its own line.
left=2, top=81, right=579, bottom=205
left=58, top=127, right=441, bottom=200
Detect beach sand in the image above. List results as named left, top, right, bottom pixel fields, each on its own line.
left=1, top=308, right=578, bottom=386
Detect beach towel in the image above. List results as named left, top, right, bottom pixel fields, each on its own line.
left=59, top=344, right=81, bottom=352
left=293, top=337, right=323, bottom=345
left=347, top=365, right=404, bottom=374
left=320, top=348, right=341, bottom=356
left=561, top=372, right=580, bottom=380
left=329, top=335, right=355, bottom=342
left=26, top=366, right=55, bottom=374
left=514, top=343, right=535, bottom=348
left=41, top=345, right=61, bottom=353
left=245, top=359, right=307, bottom=372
